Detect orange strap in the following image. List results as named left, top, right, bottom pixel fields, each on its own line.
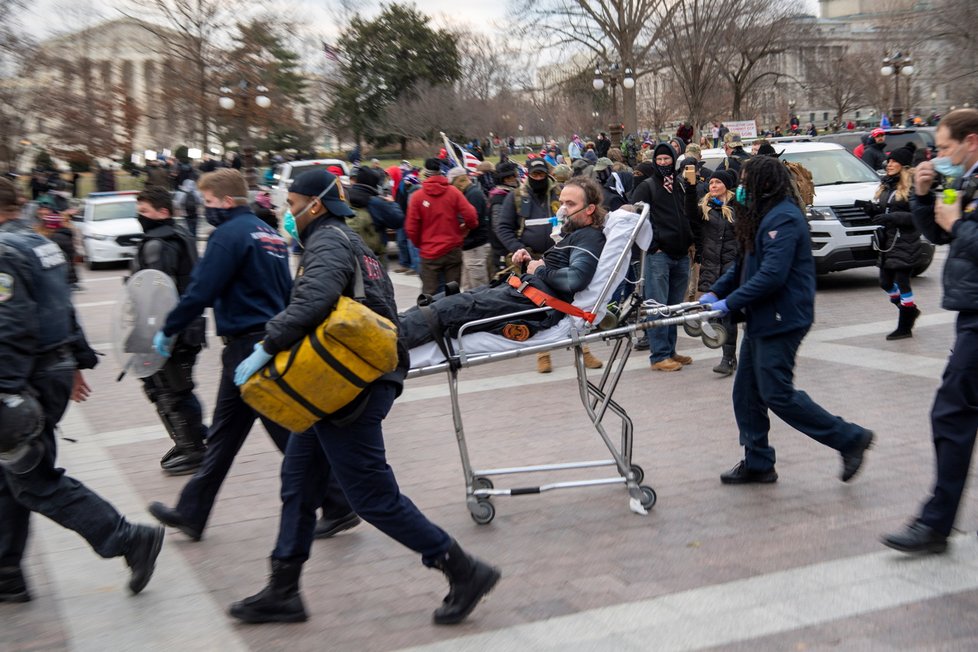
left=507, top=275, right=597, bottom=323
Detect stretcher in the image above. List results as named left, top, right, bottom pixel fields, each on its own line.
left=407, top=203, right=724, bottom=524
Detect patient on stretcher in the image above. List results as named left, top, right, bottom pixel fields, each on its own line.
left=399, top=178, right=608, bottom=349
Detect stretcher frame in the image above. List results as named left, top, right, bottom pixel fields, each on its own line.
left=406, top=203, right=722, bottom=523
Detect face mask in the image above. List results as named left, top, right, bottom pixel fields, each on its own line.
left=656, top=165, right=674, bottom=178
left=735, top=186, right=748, bottom=206
left=286, top=180, right=337, bottom=245
left=932, top=156, right=965, bottom=179
left=528, top=176, right=549, bottom=193
left=205, top=197, right=249, bottom=227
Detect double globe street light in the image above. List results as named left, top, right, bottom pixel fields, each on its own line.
left=219, top=81, right=271, bottom=191
left=593, top=62, right=634, bottom=147
left=880, top=53, right=914, bottom=127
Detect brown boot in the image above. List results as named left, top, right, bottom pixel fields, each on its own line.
left=581, top=345, right=603, bottom=369
left=536, top=352, right=552, bottom=374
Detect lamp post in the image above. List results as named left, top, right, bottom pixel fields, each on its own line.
left=593, top=61, right=634, bottom=148
left=219, top=80, right=271, bottom=191
left=788, top=99, right=796, bottom=132
left=880, top=52, right=914, bottom=128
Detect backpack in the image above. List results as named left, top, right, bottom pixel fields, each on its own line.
left=784, top=160, right=816, bottom=206
left=347, top=208, right=385, bottom=255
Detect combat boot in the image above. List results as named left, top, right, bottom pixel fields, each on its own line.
left=0, top=566, right=30, bottom=602
left=581, top=345, right=603, bottom=369
left=712, top=357, right=737, bottom=376
left=427, top=540, right=500, bottom=625
left=886, top=305, right=920, bottom=341
left=124, top=523, right=164, bottom=595
left=536, top=352, right=552, bottom=374
left=229, top=559, right=307, bottom=623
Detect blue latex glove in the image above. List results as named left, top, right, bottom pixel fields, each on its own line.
left=699, top=292, right=718, bottom=305
left=709, top=298, right=729, bottom=316
left=234, top=343, right=273, bottom=386
left=153, top=331, right=175, bottom=358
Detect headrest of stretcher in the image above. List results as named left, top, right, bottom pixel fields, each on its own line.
left=570, top=207, right=653, bottom=328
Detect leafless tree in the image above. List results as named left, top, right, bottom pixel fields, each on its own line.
left=0, top=0, right=31, bottom=170
left=800, top=43, right=873, bottom=128
left=520, top=0, right=677, bottom=134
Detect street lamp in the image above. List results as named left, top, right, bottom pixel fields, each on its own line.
left=593, top=61, right=634, bottom=147
left=880, top=52, right=914, bottom=127
left=219, top=80, right=272, bottom=191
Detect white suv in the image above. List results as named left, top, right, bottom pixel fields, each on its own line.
left=74, top=191, right=143, bottom=269
left=699, top=142, right=934, bottom=275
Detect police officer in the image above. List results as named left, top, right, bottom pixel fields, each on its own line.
left=228, top=170, right=500, bottom=626
left=883, top=108, right=978, bottom=554
left=0, top=178, right=163, bottom=602
left=146, top=169, right=356, bottom=541
left=133, top=186, right=207, bottom=475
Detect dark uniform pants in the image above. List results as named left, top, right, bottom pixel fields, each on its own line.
left=141, top=345, right=206, bottom=448
left=919, top=313, right=978, bottom=536
left=174, top=334, right=351, bottom=532
left=733, top=327, right=867, bottom=472
left=0, top=355, right=129, bottom=568
left=272, top=382, right=451, bottom=565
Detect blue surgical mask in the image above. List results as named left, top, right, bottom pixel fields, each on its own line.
left=735, top=186, right=748, bottom=205
left=283, top=210, right=300, bottom=243
left=932, top=156, right=965, bottom=179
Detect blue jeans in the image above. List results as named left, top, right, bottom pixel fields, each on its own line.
left=272, top=382, right=451, bottom=565
left=0, top=356, right=129, bottom=567
left=733, top=328, right=867, bottom=472
left=644, top=251, right=690, bottom=363
left=396, top=228, right=420, bottom=271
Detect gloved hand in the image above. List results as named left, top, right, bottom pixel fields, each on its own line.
left=699, top=292, right=718, bottom=305
left=870, top=213, right=890, bottom=225
left=709, top=299, right=729, bottom=316
left=234, top=343, right=273, bottom=386
left=153, top=331, right=175, bottom=358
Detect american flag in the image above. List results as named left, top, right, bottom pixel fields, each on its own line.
left=322, top=42, right=341, bottom=63
left=440, top=132, right=480, bottom=174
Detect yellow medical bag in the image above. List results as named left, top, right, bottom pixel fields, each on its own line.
left=241, top=228, right=399, bottom=431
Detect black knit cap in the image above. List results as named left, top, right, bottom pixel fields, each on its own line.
left=709, top=169, right=737, bottom=190
left=888, top=142, right=916, bottom=167
left=424, top=157, right=443, bottom=172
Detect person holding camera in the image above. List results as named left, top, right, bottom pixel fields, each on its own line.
left=857, top=143, right=925, bottom=340
left=882, top=108, right=978, bottom=554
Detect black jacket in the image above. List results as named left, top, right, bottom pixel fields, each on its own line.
left=461, top=183, right=488, bottom=250
left=496, top=180, right=559, bottom=255
left=628, top=143, right=697, bottom=258
left=871, top=185, right=925, bottom=270
left=134, top=220, right=205, bottom=347
left=696, top=201, right=739, bottom=292
left=263, top=214, right=408, bottom=389
left=717, top=147, right=751, bottom=175
left=861, top=141, right=887, bottom=171
left=912, top=171, right=978, bottom=312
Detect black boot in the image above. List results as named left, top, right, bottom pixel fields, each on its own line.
left=712, top=357, right=736, bottom=376
left=148, top=501, right=203, bottom=541
left=0, top=566, right=30, bottom=602
left=229, top=559, right=307, bottom=623
left=160, top=446, right=206, bottom=476
left=124, top=524, right=164, bottom=595
left=428, top=540, right=500, bottom=625
left=886, top=305, right=920, bottom=340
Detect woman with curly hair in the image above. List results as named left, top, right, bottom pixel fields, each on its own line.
left=699, top=156, right=874, bottom=485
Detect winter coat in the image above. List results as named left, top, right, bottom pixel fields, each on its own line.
left=263, top=214, right=408, bottom=392
left=461, top=183, right=488, bottom=250
left=349, top=182, right=405, bottom=232
left=596, top=137, right=612, bottom=158
left=696, top=201, right=739, bottom=292
left=405, top=175, right=478, bottom=260
left=628, top=142, right=698, bottom=258
left=712, top=198, right=815, bottom=337
left=912, top=169, right=978, bottom=312
left=872, top=184, right=925, bottom=270
left=861, top=141, right=887, bottom=171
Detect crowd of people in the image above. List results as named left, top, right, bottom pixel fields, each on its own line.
left=3, top=109, right=978, bottom=632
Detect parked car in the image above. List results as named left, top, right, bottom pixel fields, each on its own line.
left=72, top=191, right=143, bottom=269
left=699, top=142, right=935, bottom=275
left=270, top=159, right=351, bottom=216
left=815, top=127, right=936, bottom=160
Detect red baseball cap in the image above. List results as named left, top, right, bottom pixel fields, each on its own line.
left=871, top=128, right=886, bottom=138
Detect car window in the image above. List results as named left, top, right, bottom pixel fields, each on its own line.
left=91, top=201, right=136, bottom=222
left=781, top=150, right=879, bottom=186
left=816, top=133, right=864, bottom=153
left=881, top=133, right=934, bottom=152
left=283, top=162, right=346, bottom=184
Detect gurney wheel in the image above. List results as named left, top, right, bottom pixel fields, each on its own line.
left=473, top=476, right=494, bottom=490
left=629, top=464, right=645, bottom=484
left=639, top=486, right=657, bottom=509
left=470, top=499, right=495, bottom=525
left=683, top=321, right=703, bottom=337
left=701, top=324, right=728, bottom=349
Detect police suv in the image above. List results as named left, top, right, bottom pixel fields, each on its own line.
left=73, top=191, right=143, bottom=269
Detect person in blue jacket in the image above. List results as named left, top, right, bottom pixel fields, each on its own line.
left=699, top=156, right=875, bottom=485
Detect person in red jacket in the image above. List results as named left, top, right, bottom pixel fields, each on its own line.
left=406, top=158, right=479, bottom=295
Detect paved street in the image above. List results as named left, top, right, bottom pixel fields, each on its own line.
left=6, top=247, right=978, bottom=651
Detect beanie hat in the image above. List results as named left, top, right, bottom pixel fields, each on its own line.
left=424, top=157, right=443, bottom=173
left=710, top=169, right=737, bottom=190
left=495, top=161, right=519, bottom=180
left=634, top=162, right=656, bottom=179
left=356, top=166, right=378, bottom=186
left=888, top=142, right=916, bottom=167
